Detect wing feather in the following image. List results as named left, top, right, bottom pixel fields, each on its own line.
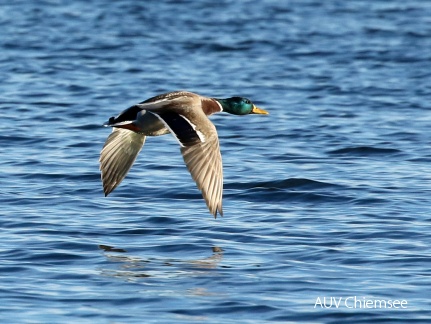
left=99, top=128, right=146, bottom=196
left=180, top=132, right=223, bottom=218
left=150, top=107, right=224, bottom=217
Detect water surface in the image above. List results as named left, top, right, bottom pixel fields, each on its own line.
left=1, top=0, right=430, bottom=323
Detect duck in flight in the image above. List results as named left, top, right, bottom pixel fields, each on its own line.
left=99, top=91, right=268, bottom=218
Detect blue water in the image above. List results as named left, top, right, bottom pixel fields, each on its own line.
left=1, top=0, right=431, bottom=323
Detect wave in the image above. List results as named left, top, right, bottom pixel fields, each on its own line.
left=225, top=178, right=350, bottom=203
left=226, top=178, right=339, bottom=190
left=327, top=146, right=402, bottom=156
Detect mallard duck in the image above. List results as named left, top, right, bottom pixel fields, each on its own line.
left=99, top=90, right=268, bottom=218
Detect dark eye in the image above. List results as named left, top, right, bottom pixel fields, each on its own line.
left=244, top=99, right=251, bottom=104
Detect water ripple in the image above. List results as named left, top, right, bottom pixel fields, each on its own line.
left=1, top=0, right=430, bottom=323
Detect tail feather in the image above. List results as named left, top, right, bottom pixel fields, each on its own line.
left=105, top=105, right=142, bottom=126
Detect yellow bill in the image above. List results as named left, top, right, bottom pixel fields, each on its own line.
left=251, top=105, right=269, bottom=115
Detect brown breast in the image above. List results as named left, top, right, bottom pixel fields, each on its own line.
left=201, top=97, right=223, bottom=116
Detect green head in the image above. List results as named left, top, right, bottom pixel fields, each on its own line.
left=215, top=97, right=268, bottom=115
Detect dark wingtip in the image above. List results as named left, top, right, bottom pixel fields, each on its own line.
left=104, top=187, right=114, bottom=197
left=103, top=184, right=113, bottom=197
left=213, top=207, right=223, bottom=219
left=210, top=208, right=218, bottom=219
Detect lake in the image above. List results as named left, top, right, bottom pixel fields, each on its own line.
left=1, top=0, right=430, bottom=323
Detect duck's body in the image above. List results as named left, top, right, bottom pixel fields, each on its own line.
left=99, top=91, right=268, bottom=217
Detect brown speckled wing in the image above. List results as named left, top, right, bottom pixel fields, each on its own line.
left=99, top=128, right=146, bottom=196
left=180, top=127, right=223, bottom=218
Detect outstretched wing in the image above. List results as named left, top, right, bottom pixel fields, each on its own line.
left=147, top=108, right=224, bottom=218
left=99, top=128, right=146, bottom=196
left=181, top=135, right=223, bottom=218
